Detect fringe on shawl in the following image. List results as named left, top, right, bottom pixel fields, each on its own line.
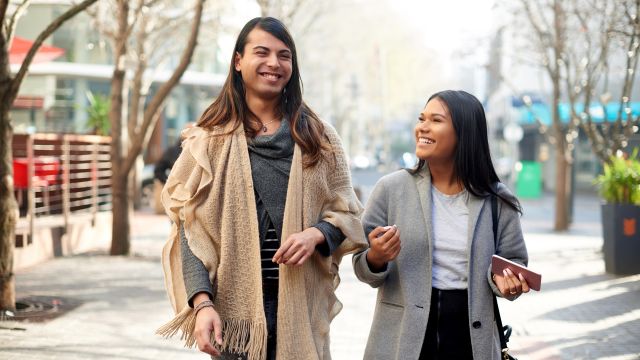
left=156, top=306, right=197, bottom=346
left=156, top=307, right=267, bottom=360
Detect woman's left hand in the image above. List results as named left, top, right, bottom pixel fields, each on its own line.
left=492, top=268, right=530, bottom=299
left=273, top=227, right=325, bottom=266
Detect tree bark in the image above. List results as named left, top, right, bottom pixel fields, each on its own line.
left=0, top=101, right=17, bottom=312
left=109, top=0, right=130, bottom=256
left=552, top=0, right=570, bottom=231
left=552, top=71, right=569, bottom=231
left=110, top=173, right=130, bottom=255
left=1, top=0, right=17, bottom=312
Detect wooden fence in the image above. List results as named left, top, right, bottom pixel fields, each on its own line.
left=12, top=133, right=112, bottom=248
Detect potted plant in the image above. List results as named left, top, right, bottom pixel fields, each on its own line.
left=85, top=91, right=110, bottom=136
left=594, top=147, right=640, bottom=275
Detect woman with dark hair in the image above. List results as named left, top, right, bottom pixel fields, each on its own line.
left=157, top=17, right=366, bottom=360
left=353, top=90, right=529, bottom=359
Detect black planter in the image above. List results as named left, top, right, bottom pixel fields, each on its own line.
left=601, top=203, right=640, bottom=275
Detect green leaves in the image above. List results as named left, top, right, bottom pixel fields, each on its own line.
left=595, top=148, right=640, bottom=205
left=85, top=91, right=110, bottom=136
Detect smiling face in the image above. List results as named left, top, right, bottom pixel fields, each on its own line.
left=415, top=97, right=458, bottom=164
left=234, top=28, right=293, bottom=102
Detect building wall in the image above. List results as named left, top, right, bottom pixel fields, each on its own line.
left=12, top=1, right=228, bottom=162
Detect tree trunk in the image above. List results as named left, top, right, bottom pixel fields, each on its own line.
left=109, top=173, right=130, bottom=255
left=108, top=0, right=129, bottom=256
left=552, top=0, right=569, bottom=231
left=0, top=105, right=17, bottom=312
left=109, top=65, right=129, bottom=255
left=552, top=71, right=570, bottom=231
left=0, top=17, right=17, bottom=312
left=554, top=143, right=570, bottom=231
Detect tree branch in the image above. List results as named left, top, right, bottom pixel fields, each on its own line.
left=128, top=14, right=148, bottom=141
left=9, top=0, right=99, bottom=100
left=122, top=0, right=204, bottom=174
left=126, top=0, right=147, bottom=40
left=85, top=3, right=116, bottom=40
left=5, top=0, right=31, bottom=43
left=520, top=0, right=557, bottom=80
left=0, top=1, right=9, bottom=24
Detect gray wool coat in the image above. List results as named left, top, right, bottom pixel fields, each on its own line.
left=352, top=166, right=528, bottom=360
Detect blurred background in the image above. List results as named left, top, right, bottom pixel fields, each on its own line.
left=2, top=0, right=640, bottom=359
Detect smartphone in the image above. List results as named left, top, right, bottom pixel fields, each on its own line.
left=491, top=254, right=542, bottom=291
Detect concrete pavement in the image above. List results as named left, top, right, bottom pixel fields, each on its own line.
left=1, top=192, right=639, bottom=360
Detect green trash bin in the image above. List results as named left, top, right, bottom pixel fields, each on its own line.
left=516, top=161, right=542, bottom=199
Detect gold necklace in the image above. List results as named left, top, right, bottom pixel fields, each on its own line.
left=259, top=119, right=278, bottom=132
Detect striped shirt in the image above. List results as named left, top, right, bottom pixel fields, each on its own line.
left=261, top=220, right=280, bottom=281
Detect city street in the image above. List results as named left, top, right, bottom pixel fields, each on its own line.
left=0, top=173, right=638, bottom=360
left=5, top=0, right=640, bottom=359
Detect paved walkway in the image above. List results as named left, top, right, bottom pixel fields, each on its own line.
left=1, top=193, right=639, bottom=360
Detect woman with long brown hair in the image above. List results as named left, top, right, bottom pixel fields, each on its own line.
left=157, top=17, right=366, bottom=360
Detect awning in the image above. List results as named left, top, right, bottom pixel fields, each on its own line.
left=9, top=36, right=65, bottom=65
left=12, top=96, right=44, bottom=109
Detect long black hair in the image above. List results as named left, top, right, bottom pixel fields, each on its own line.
left=411, top=90, right=521, bottom=213
left=197, top=17, right=328, bottom=166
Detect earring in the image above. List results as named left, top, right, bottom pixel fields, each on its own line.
left=283, top=87, right=288, bottom=103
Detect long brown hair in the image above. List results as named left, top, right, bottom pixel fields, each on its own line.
left=197, top=17, right=328, bottom=166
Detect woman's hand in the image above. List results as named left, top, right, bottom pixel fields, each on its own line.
left=273, top=227, right=325, bottom=266
left=492, top=268, right=530, bottom=299
left=366, top=225, right=401, bottom=272
left=193, top=294, right=223, bottom=356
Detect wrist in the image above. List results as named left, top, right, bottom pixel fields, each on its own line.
left=194, top=299, right=215, bottom=316
left=366, top=249, right=386, bottom=272
left=308, top=227, right=326, bottom=245
left=193, top=292, right=211, bottom=307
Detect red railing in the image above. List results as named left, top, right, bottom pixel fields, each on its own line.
left=12, top=133, right=112, bottom=247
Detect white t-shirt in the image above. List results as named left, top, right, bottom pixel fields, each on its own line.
left=431, top=185, right=470, bottom=290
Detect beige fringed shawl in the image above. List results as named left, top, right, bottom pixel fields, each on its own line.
left=157, top=120, right=367, bottom=360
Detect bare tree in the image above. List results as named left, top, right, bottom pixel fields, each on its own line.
left=515, top=0, right=573, bottom=231
left=510, top=0, right=640, bottom=230
left=89, top=0, right=205, bottom=255
left=255, top=0, right=325, bottom=37
left=0, top=0, right=99, bottom=312
left=561, top=0, right=640, bottom=163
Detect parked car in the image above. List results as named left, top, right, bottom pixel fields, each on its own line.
left=139, top=164, right=155, bottom=210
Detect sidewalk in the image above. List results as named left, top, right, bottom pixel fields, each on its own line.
left=0, top=211, right=199, bottom=360
left=1, top=197, right=639, bottom=359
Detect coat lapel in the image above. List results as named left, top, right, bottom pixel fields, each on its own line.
left=415, top=166, right=434, bottom=257
left=414, top=166, right=434, bottom=297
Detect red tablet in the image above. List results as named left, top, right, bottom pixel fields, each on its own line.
left=492, top=254, right=542, bottom=291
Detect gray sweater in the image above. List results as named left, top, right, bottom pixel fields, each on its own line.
left=181, top=120, right=345, bottom=306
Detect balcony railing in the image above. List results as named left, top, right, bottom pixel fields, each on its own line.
left=12, top=133, right=112, bottom=247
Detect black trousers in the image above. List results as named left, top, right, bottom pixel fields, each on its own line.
left=419, top=287, right=474, bottom=360
left=262, top=279, right=278, bottom=360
